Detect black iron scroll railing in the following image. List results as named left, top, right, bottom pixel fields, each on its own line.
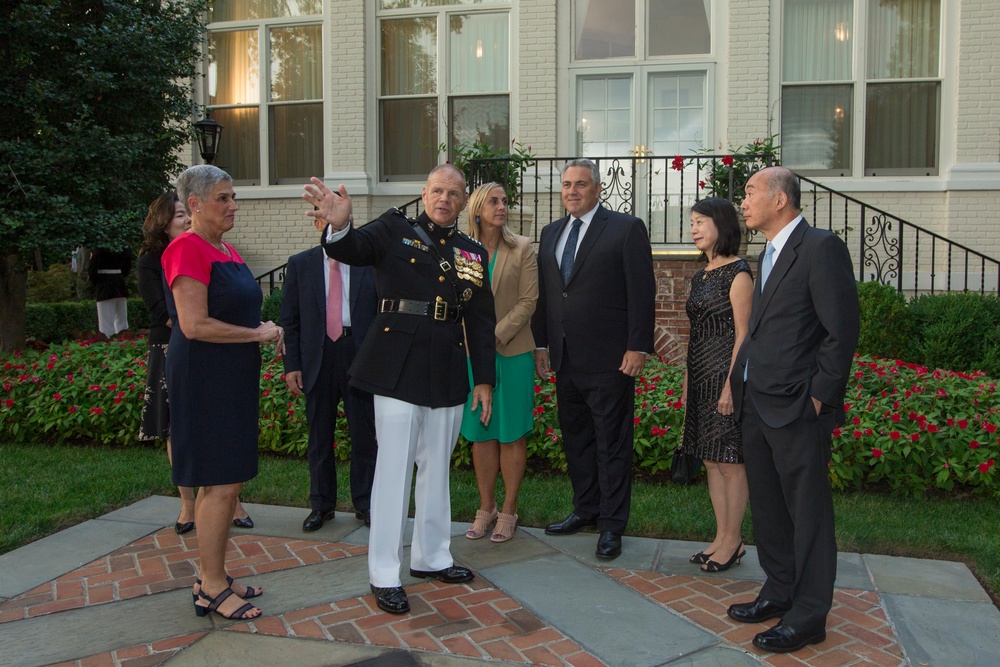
left=466, top=155, right=1000, bottom=295
left=254, top=196, right=425, bottom=290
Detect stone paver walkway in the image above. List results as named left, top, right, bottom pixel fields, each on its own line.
left=0, top=495, right=998, bottom=667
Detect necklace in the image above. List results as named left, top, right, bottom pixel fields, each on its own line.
left=194, top=230, right=229, bottom=256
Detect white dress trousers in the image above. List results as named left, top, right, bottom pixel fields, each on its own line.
left=368, top=395, right=464, bottom=588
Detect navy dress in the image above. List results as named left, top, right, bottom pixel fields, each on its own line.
left=162, top=232, right=262, bottom=487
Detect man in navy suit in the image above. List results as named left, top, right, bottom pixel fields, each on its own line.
left=281, top=246, right=379, bottom=532
left=727, top=167, right=859, bottom=653
left=531, top=158, right=656, bottom=560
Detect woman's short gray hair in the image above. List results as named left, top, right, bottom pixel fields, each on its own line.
left=175, top=165, right=232, bottom=211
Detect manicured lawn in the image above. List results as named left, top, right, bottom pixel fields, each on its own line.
left=1, top=441, right=997, bottom=605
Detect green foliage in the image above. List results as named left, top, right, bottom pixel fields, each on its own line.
left=25, top=299, right=149, bottom=343
left=856, top=281, right=914, bottom=359
left=27, top=264, right=76, bottom=303
left=687, top=135, right=780, bottom=206
left=905, top=293, right=1000, bottom=376
left=441, top=138, right=536, bottom=208
left=261, top=287, right=284, bottom=324
left=0, top=0, right=207, bottom=350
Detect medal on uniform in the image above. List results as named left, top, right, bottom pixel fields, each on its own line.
left=462, top=288, right=473, bottom=301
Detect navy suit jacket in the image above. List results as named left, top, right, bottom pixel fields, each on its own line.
left=280, top=246, right=377, bottom=394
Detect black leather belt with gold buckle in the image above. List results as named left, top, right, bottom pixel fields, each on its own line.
left=379, top=298, right=461, bottom=322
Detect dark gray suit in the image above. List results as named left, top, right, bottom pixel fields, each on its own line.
left=532, top=205, right=656, bottom=533
left=281, top=246, right=378, bottom=514
left=730, top=218, right=859, bottom=633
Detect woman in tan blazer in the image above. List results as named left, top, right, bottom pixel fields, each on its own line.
left=460, top=182, right=539, bottom=542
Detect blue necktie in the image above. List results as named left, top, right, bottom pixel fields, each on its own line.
left=759, top=242, right=775, bottom=290
left=560, top=218, right=583, bottom=284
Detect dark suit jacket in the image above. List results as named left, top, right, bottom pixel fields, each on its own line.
left=731, top=218, right=860, bottom=428
left=531, top=205, right=656, bottom=373
left=280, top=246, right=377, bottom=395
left=322, top=210, right=496, bottom=408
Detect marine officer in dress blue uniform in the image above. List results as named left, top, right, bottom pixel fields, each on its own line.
left=302, top=164, right=496, bottom=615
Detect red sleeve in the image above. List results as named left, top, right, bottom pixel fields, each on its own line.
left=161, top=233, right=212, bottom=287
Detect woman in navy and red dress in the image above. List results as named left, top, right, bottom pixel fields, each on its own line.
left=162, top=165, right=283, bottom=621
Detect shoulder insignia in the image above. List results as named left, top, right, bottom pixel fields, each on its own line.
left=390, top=207, right=415, bottom=224
left=457, top=231, right=484, bottom=247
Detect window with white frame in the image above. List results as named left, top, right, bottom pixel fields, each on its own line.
left=781, top=0, right=941, bottom=177
left=206, top=0, right=323, bottom=185
left=378, top=1, right=510, bottom=182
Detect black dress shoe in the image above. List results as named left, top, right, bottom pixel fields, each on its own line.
left=232, top=514, right=254, bottom=529
left=753, top=621, right=826, bottom=653
left=727, top=598, right=793, bottom=624
left=409, top=565, right=474, bottom=584
left=354, top=509, right=371, bottom=527
left=302, top=509, right=335, bottom=532
left=175, top=521, right=195, bottom=535
left=544, top=512, right=597, bottom=535
left=370, top=585, right=410, bottom=614
left=595, top=531, right=622, bottom=559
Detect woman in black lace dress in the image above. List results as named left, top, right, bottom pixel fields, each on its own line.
left=682, top=198, right=754, bottom=572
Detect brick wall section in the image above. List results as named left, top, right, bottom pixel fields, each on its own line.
left=653, top=259, right=701, bottom=362
left=328, top=0, right=367, bottom=173
left=956, top=0, right=1000, bottom=162
left=518, top=3, right=558, bottom=156
left=725, top=0, right=773, bottom=146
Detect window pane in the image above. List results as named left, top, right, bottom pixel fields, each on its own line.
left=381, top=98, right=438, bottom=181
left=380, top=0, right=487, bottom=8
left=648, top=0, right=710, bottom=56
left=450, top=13, right=509, bottom=93
left=449, top=95, right=509, bottom=153
left=209, top=30, right=259, bottom=106
left=649, top=73, right=705, bottom=156
left=782, top=0, right=852, bottom=82
left=211, top=0, right=322, bottom=22
left=269, top=103, right=323, bottom=184
left=577, top=76, right=632, bottom=156
left=211, top=107, right=261, bottom=184
left=270, top=26, right=322, bottom=102
left=575, top=0, right=635, bottom=60
left=382, top=18, right=437, bottom=95
left=865, top=82, right=938, bottom=174
left=781, top=85, right=852, bottom=173
left=867, top=0, right=939, bottom=79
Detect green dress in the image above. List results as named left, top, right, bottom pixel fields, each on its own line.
left=460, top=250, right=535, bottom=444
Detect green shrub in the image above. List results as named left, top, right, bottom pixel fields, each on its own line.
left=856, top=281, right=913, bottom=359
left=25, top=300, right=150, bottom=343
left=905, top=293, right=1000, bottom=376
left=261, top=287, right=283, bottom=324
left=27, top=264, right=76, bottom=303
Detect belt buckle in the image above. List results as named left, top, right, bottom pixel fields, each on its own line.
left=433, top=301, right=448, bottom=321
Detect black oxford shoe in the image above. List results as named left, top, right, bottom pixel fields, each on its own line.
left=370, top=585, right=410, bottom=614
left=302, top=509, right=335, bottom=532
left=355, top=509, right=371, bottom=527
left=544, top=512, right=597, bottom=535
left=727, top=598, right=793, bottom=624
left=595, top=531, right=622, bottom=560
left=752, top=621, right=826, bottom=653
left=409, top=565, right=474, bottom=584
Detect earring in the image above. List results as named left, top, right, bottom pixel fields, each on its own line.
left=475, top=216, right=480, bottom=223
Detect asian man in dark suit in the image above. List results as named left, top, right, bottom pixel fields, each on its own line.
left=281, top=245, right=379, bottom=532
left=531, top=158, right=656, bottom=560
left=727, top=167, right=859, bottom=654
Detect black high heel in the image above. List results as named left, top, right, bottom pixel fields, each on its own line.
left=193, top=575, right=262, bottom=603
left=702, top=541, right=746, bottom=573
left=193, top=587, right=260, bottom=620
left=689, top=550, right=715, bottom=565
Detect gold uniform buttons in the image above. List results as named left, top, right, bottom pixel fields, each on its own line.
left=410, top=258, right=415, bottom=263
left=439, top=276, right=445, bottom=282
left=439, top=239, right=446, bottom=245
left=384, top=327, right=390, bottom=332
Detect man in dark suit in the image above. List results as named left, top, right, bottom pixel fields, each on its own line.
left=280, top=246, right=379, bottom=532
left=727, top=167, right=859, bottom=653
left=301, top=164, right=496, bottom=615
left=531, top=158, right=656, bottom=560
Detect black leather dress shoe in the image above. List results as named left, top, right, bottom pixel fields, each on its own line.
left=544, top=512, right=597, bottom=535
left=595, top=531, right=622, bottom=559
left=753, top=621, right=826, bottom=653
left=302, top=509, right=335, bottom=532
left=232, top=514, right=254, bottom=529
left=370, top=585, right=410, bottom=614
left=175, top=521, right=195, bottom=535
left=727, top=598, right=793, bottom=624
left=354, top=509, right=371, bottom=527
left=409, top=566, right=474, bottom=584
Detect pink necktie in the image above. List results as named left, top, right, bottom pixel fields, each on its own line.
left=326, top=259, right=343, bottom=341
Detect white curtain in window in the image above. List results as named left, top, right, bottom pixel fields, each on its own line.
left=575, top=0, right=635, bottom=60
left=209, top=30, right=259, bottom=106
left=449, top=13, right=508, bottom=94
left=212, top=107, right=261, bottom=183
left=270, top=25, right=323, bottom=102
left=782, top=0, right=852, bottom=83
left=867, top=0, right=939, bottom=79
left=382, top=18, right=437, bottom=96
